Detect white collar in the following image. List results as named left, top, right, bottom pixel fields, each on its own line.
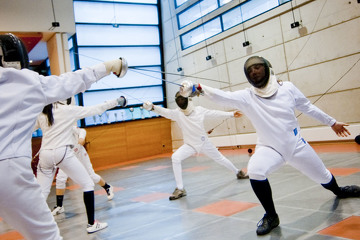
left=252, top=74, right=279, bottom=98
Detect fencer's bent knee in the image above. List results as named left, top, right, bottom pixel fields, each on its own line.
left=171, top=154, right=182, bottom=164
left=82, top=181, right=95, bottom=192
left=247, top=163, right=267, bottom=181
left=56, top=173, right=67, bottom=189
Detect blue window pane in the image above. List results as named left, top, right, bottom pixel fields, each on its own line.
left=83, top=86, right=164, bottom=106
left=181, top=17, right=221, bottom=49
left=280, top=0, right=291, bottom=4
left=76, top=24, right=160, bottom=46
left=241, top=0, right=279, bottom=21
left=175, top=0, right=189, bottom=8
left=78, top=46, right=161, bottom=68
left=178, top=0, right=218, bottom=28
left=86, top=0, right=157, bottom=3
left=222, top=6, right=242, bottom=30
left=68, top=38, right=73, bottom=49
left=74, top=1, right=158, bottom=24
left=219, top=0, right=233, bottom=6
left=83, top=104, right=162, bottom=125
left=86, top=66, right=163, bottom=91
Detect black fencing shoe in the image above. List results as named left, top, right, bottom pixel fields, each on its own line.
left=338, top=185, right=360, bottom=198
left=256, top=214, right=280, bottom=235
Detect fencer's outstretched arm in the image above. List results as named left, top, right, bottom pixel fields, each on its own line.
left=291, top=83, right=350, bottom=136
left=70, top=96, right=127, bottom=120
left=201, top=107, right=239, bottom=120
left=143, top=101, right=177, bottom=120
left=36, top=59, right=127, bottom=105
left=331, top=122, right=350, bottom=137
left=180, top=81, right=244, bottom=110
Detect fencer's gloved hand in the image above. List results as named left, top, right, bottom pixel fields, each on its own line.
left=104, top=57, right=128, bottom=78
left=180, top=80, right=203, bottom=97
left=117, top=96, right=127, bottom=107
left=143, top=101, right=154, bottom=111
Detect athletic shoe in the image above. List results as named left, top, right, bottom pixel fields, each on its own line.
left=51, top=206, right=65, bottom=216
left=106, top=185, right=114, bottom=201
left=338, top=185, right=360, bottom=198
left=256, top=214, right=280, bottom=235
left=169, top=188, right=187, bottom=200
left=237, top=170, right=249, bottom=179
left=87, top=220, right=108, bottom=234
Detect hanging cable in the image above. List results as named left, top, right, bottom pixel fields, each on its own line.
left=240, top=5, right=250, bottom=47
left=49, top=0, right=60, bottom=30
left=166, top=0, right=183, bottom=71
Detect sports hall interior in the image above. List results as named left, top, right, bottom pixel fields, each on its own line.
left=0, top=0, right=359, bottom=239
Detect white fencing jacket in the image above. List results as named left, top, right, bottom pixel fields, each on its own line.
left=34, top=99, right=117, bottom=150
left=0, top=64, right=107, bottom=161
left=72, top=126, right=86, bottom=145
left=153, top=105, right=233, bottom=152
left=202, top=82, right=336, bottom=159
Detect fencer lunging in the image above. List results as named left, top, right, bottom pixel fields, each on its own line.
left=0, top=33, right=127, bottom=240
left=180, top=56, right=359, bottom=235
left=52, top=125, right=115, bottom=216
left=143, top=92, right=248, bottom=200
left=34, top=96, right=127, bottom=234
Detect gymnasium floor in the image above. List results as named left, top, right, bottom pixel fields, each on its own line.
left=1, top=142, right=359, bottom=240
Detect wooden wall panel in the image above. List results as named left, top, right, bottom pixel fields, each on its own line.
left=85, top=117, right=172, bottom=168
left=31, top=117, right=172, bottom=169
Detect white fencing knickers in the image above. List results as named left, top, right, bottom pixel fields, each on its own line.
left=172, top=141, right=239, bottom=189
left=37, top=146, right=94, bottom=200
left=56, top=144, right=101, bottom=189
left=247, top=138, right=333, bottom=184
left=0, top=157, right=62, bottom=240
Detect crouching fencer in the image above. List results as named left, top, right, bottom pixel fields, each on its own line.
left=0, top=33, right=127, bottom=240
left=143, top=93, right=248, bottom=201
left=180, top=56, right=360, bottom=235
left=52, top=124, right=115, bottom=216
left=34, top=96, right=127, bottom=234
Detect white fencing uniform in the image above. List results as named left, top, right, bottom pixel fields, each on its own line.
left=0, top=64, right=107, bottom=240
left=153, top=105, right=239, bottom=189
left=56, top=127, right=101, bottom=189
left=34, top=99, right=117, bottom=199
left=201, top=82, right=335, bottom=183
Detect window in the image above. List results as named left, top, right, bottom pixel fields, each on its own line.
left=73, top=0, right=164, bottom=126
left=175, top=0, right=189, bottom=8
left=181, top=17, right=222, bottom=49
left=177, top=0, right=218, bottom=29
left=179, top=0, right=292, bottom=49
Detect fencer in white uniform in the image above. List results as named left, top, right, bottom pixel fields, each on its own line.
left=52, top=125, right=115, bottom=216
left=143, top=92, right=248, bottom=200
left=180, top=56, right=359, bottom=235
left=34, top=96, right=126, bottom=233
left=0, top=33, right=127, bottom=240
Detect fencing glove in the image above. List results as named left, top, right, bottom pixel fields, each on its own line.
left=143, top=101, right=154, bottom=111
left=104, top=57, right=128, bottom=77
left=117, top=96, right=127, bottom=107
left=180, top=80, right=203, bottom=97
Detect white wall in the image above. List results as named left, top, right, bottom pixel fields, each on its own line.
left=0, top=0, right=75, bottom=75
left=0, top=0, right=75, bottom=33
left=160, top=0, right=360, bottom=149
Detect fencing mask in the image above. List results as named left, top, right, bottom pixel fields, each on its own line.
left=0, top=33, right=29, bottom=69
left=244, top=56, right=279, bottom=98
left=175, top=91, right=194, bottom=115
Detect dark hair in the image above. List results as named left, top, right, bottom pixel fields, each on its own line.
left=42, top=104, right=54, bottom=126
